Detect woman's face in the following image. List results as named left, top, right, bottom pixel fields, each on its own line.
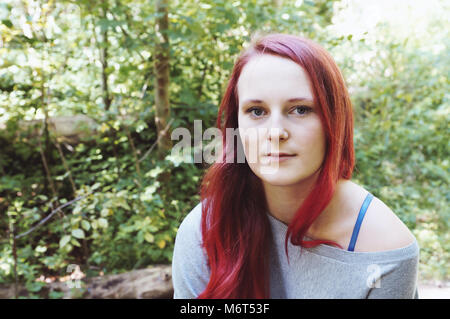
left=237, top=54, right=326, bottom=186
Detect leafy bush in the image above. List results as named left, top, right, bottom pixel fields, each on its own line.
left=0, top=0, right=448, bottom=298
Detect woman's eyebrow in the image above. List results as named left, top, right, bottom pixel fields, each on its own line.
left=241, top=97, right=314, bottom=106
left=286, top=97, right=314, bottom=103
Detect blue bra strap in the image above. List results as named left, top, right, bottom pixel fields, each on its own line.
left=347, top=192, right=374, bottom=252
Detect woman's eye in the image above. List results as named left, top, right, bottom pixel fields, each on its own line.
left=246, top=105, right=312, bottom=118
left=293, top=105, right=312, bottom=115
left=247, top=107, right=265, bottom=117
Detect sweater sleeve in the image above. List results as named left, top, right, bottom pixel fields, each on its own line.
left=366, top=242, right=420, bottom=299
left=172, top=202, right=210, bottom=299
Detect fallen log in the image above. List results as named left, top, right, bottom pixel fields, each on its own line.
left=0, top=114, right=140, bottom=144
left=0, top=264, right=173, bottom=299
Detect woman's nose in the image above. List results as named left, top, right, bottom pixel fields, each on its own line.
left=268, top=127, right=289, bottom=141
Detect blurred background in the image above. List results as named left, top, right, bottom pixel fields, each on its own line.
left=0, top=0, right=448, bottom=298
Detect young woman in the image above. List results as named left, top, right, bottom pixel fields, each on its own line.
left=172, top=33, right=419, bottom=299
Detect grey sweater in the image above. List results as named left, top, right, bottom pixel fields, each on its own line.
left=172, top=202, right=420, bottom=299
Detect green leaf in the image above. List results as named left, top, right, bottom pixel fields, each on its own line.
left=100, top=208, right=110, bottom=217
left=71, top=229, right=85, bottom=239
left=71, top=238, right=81, bottom=247
left=91, top=182, right=101, bottom=190
left=49, top=291, right=65, bottom=299
left=26, top=282, right=44, bottom=292
left=59, top=235, right=71, bottom=248
left=37, top=195, right=48, bottom=201
left=145, top=166, right=164, bottom=178
left=73, top=205, right=82, bottom=214
left=81, top=220, right=91, bottom=231
left=98, top=218, right=108, bottom=228
left=144, top=232, right=154, bottom=243
left=35, top=245, right=47, bottom=253
left=1, top=19, right=12, bottom=28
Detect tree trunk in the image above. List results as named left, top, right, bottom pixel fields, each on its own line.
left=101, top=1, right=111, bottom=111
left=154, top=0, right=172, bottom=160
left=97, top=1, right=120, bottom=180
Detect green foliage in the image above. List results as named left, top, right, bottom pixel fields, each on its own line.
left=0, top=0, right=448, bottom=298
left=331, top=21, right=449, bottom=281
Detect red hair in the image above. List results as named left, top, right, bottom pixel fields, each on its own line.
left=197, top=33, right=355, bottom=299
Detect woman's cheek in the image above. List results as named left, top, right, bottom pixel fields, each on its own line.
left=240, top=130, right=260, bottom=165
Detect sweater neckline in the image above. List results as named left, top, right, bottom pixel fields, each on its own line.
left=266, top=212, right=419, bottom=264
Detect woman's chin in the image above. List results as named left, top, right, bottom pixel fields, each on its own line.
left=257, top=171, right=303, bottom=187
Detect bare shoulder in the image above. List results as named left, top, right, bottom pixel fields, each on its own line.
left=349, top=183, right=416, bottom=252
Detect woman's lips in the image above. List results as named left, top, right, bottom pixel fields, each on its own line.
left=264, top=154, right=297, bottom=163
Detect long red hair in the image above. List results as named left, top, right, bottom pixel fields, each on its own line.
left=197, top=33, right=355, bottom=299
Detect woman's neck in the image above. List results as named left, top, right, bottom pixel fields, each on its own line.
left=262, top=170, right=321, bottom=226
left=263, top=174, right=352, bottom=238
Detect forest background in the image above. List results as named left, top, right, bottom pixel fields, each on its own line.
left=0, top=0, right=448, bottom=298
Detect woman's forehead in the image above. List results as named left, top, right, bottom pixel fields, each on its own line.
left=237, top=54, right=313, bottom=107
